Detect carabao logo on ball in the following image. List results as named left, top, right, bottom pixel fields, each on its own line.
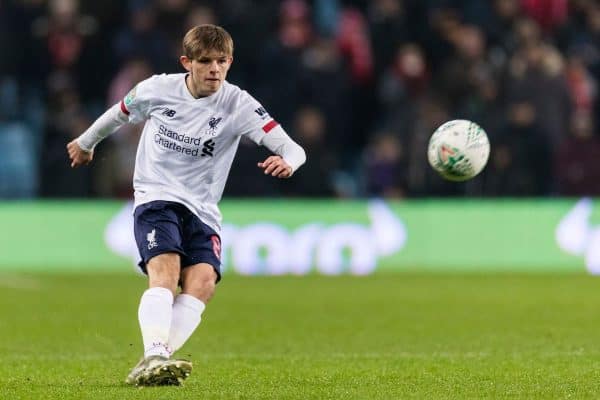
left=436, top=144, right=473, bottom=180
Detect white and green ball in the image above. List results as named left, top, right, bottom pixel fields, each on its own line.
left=427, top=119, right=490, bottom=182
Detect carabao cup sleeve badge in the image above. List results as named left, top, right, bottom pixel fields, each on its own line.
left=124, top=86, right=137, bottom=107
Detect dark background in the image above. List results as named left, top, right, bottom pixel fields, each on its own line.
left=1, top=0, right=598, bottom=200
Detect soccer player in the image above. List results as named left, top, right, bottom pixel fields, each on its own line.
left=66, top=24, right=306, bottom=386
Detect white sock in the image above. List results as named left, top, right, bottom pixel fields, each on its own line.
left=168, top=294, right=206, bottom=354
left=138, top=287, right=174, bottom=358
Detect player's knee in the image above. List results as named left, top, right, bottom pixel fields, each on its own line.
left=182, top=266, right=217, bottom=302
left=194, top=271, right=217, bottom=300
left=146, top=253, right=181, bottom=292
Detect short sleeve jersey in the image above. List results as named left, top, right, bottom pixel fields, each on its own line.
left=121, top=73, right=280, bottom=233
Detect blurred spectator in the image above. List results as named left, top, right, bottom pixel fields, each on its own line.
left=484, top=100, right=551, bottom=196
left=31, top=0, right=103, bottom=101
left=335, top=6, right=375, bottom=161
left=423, top=7, right=462, bottom=75
left=555, top=111, right=600, bottom=195
left=184, top=4, right=217, bottom=31
left=107, top=58, right=153, bottom=106
left=363, top=132, right=407, bottom=198
left=379, top=43, right=429, bottom=108
left=298, top=37, right=351, bottom=153
left=565, top=52, right=597, bottom=114
left=367, top=0, right=410, bottom=76
left=506, top=40, right=571, bottom=153
left=336, top=7, right=373, bottom=84
left=255, top=0, right=313, bottom=126
left=0, top=121, right=38, bottom=198
left=155, top=0, right=191, bottom=40
left=113, top=2, right=174, bottom=73
left=520, top=0, right=568, bottom=33
left=437, top=25, right=493, bottom=115
left=39, top=85, right=93, bottom=196
left=282, top=106, right=339, bottom=197
left=376, top=42, right=428, bottom=142
left=485, top=0, right=522, bottom=53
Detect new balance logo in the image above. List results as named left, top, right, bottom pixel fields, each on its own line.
left=254, top=107, right=268, bottom=118
left=147, top=229, right=158, bottom=250
left=201, top=139, right=215, bottom=157
left=162, top=109, right=176, bottom=117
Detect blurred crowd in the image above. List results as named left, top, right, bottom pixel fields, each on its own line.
left=1, top=0, right=600, bottom=199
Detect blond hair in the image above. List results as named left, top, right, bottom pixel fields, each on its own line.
left=182, top=24, right=234, bottom=59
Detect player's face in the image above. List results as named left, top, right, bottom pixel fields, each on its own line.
left=180, top=50, right=233, bottom=98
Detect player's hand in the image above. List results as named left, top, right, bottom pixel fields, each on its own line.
left=257, top=155, right=293, bottom=178
left=67, top=139, right=94, bottom=168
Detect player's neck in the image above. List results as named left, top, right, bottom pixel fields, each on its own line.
left=185, top=74, right=213, bottom=99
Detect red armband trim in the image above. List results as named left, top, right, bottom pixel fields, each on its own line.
left=262, top=120, right=279, bottom=133
left=120, top=100, right=130, bottom=115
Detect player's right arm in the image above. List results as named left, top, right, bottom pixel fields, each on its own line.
left=67, top=103, right=129, bottom=167
left=67, top=76, right=156, bottom=168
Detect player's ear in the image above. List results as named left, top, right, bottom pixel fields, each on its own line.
left=180, top=56, right=192, bottom=72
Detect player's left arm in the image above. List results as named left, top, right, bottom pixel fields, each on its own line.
left=257, top=125, right=306, bottom=178
left=235, top=91, right=305, bottom=178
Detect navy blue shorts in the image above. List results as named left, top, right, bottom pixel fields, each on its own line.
left=134, top=200, right=222, bottom=282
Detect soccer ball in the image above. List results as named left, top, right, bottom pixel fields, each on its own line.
left=427, top=119, right=490, bottom=181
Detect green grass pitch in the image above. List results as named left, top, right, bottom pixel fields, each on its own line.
left=2, top=272, right=600, bottom=399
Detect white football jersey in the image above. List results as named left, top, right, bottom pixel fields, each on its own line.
left=121, top=73, right=281, bottom=233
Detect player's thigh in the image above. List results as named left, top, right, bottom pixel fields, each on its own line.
left=133, top=201, right=186, bottom=275
left=146, top=253, right=181, bottom=289
left=180, top=212, right=222, bottom=282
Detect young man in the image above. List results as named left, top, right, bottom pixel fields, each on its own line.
left=67, top=24, right=306, bottom=386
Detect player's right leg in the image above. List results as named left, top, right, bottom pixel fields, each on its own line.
left=140, top=253, right=180, bottom=357
left=127, top=252, right=186, bottom=386
left=127, top=201, right=192, bottom=386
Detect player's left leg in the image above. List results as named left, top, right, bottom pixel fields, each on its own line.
left=168, top=263, right=218, bottom=354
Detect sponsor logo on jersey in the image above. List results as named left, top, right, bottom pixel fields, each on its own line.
left=155, top=125, right=221, bottom=157
left=201, top=139, right=215, bottom=157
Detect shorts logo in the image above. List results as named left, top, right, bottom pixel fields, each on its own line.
left=147, top=229, right=158, bottom=250
left=211, top=235, right=221, bottom=260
